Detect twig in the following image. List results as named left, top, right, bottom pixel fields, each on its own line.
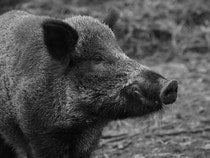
left=151, top=127, right=210, bottom=137
left=101, top=127, right=210, bottom=144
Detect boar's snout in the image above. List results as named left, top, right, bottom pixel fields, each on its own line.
left=120, top=76, right=178, bottom=116
left=160, top=80, right=178, bottom=105
left=121, top=79, right=178, bottom=105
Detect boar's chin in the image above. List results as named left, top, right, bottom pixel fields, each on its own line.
left=89, top=97, right=164, bottom=120
left=117, top=98, right=164, bottom=119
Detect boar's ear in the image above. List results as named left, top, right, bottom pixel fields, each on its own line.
left=103, top=8, right=120, bottom=30
left=42, top=20, right=78, bottom=61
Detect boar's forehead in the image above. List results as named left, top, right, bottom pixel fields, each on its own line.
left=64, top=16, right=120, bottom=57
left=65, top=16, right=115, bottom=40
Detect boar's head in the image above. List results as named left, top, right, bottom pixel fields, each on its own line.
left=42, top=12, right=178, bottom=121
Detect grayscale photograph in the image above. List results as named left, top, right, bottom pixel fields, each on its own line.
left=0, top=0, right=209, bottom=158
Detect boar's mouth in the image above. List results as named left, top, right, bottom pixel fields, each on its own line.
left=118, top=92, right=163, bottom=119
left=83, top=80, right=177, bottom=120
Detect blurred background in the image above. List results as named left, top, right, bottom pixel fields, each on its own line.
left=1, top=0, right=210, bottom=157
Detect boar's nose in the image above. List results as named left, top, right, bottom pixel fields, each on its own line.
left=160, top=80, right=178, bottom=105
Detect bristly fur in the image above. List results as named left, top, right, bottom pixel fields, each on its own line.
left=0, top=10, right=173, bottom=158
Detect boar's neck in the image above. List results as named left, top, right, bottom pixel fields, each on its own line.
left=14, top=75, right=109, bottom=158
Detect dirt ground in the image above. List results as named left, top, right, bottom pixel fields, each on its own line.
left=1, top=0, right=210, bottom=157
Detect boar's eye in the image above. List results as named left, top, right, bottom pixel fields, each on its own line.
left=93, top=55, right=105, bottom=64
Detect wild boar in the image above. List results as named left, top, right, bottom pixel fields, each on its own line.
left=0, top=10, right=178, bottom=158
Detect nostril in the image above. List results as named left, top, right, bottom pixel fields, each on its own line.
left=160, top=80, right=178, bottom=105
left=164, top=83, right=177, bottom=96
